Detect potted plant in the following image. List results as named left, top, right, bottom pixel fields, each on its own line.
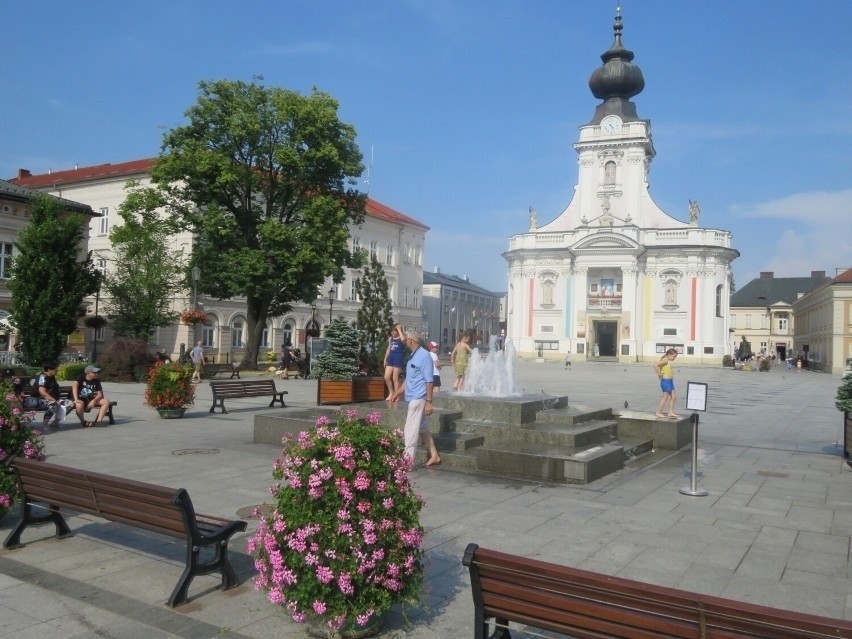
left=837, top=374, right=852, bottom=468
left=0, top=378, right=46, bottom=519
left=83, top=315, right=108, bottom=330
left=179, top=309, right=208, bottom=326
left=313, top=317, right=361, bottom=405
left=249, top=409, right=424, bottom=637
left=144, top=361, right=196, bottom=418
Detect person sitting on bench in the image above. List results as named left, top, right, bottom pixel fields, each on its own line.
left=72, top=365, right=111, bottom=428
left=36, top=361, right=64, bottom=430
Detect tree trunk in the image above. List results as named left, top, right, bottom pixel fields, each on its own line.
left=244, top=294, right=272, bottom=370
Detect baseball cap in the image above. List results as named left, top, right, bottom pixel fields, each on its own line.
left=84, top=365, right=101, bottom=373
left=428, top=341, right=439, bottom=349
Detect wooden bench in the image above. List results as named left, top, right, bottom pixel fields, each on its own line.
left=209, top=379, right=287, bottom=414
left=202, top=362, right=241, bottom=379
left=463, top=543, right=852, bottom=639
left=4, top=457, right=247, bottom=607
left=21, top=384, right=118, bottom=425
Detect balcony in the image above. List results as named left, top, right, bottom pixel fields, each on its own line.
left=587, top=296, right=622, bottom=309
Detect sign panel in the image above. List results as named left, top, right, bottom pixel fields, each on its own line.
left=685, top=381, right=708, bottom=412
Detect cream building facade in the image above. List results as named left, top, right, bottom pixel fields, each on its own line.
left=12, top=160, right=428, bottom=365
left=503, top=9, right=738, bottom=363
left=792, top=268, right=852, bottom=375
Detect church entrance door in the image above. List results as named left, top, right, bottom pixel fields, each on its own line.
left=594, top=321, right=618, bottom=357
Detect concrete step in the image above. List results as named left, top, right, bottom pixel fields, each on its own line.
left=474, top=442, right=626, bottom=484
left=535, top=404, right=614, bottom=425
left=433, top=431, right=485, bottom=451
left=450, top=417, right=618, bottom=449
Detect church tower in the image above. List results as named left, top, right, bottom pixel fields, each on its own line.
left=503, top=7, right=738, bottom=364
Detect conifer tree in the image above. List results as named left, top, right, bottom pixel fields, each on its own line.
left=310, top=317, right=360, bottom=380
left=836, top=374, right=852, bottom=414
left=9, top=195, right=100, bottom=365
left=356, top=255, right=394, bottom=375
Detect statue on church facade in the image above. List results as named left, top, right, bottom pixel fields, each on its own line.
left=688, top=199, right=700, bottom=225
left=528, top=206, right=537, bottom=231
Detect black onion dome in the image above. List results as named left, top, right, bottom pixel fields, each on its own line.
left=588, top=6, right=645, bottom=123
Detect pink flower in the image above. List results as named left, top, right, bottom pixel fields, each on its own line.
left=312, top=600, right=327, bottom=615
left=316, top=565, right=334, bottom=584
left=365, top=411, right=382, bottom=425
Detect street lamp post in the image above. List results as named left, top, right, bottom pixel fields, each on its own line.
left=328, top=286, right=335, bottom=323
left=92, top=272, right=102, bottom=363
left=192, top=266, right=201, bottom=346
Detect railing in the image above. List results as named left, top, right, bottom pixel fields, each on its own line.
left=587, top=296, right=622, bottom=309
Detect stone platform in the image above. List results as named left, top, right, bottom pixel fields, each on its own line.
left=252, top=393, right=692, bottom=484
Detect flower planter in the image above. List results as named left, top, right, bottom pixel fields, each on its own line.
left=353, top=376, right=386, bottom=402
left=317, top=378, right=355, bottom=405
left=156, top=407, right=187, bottom=419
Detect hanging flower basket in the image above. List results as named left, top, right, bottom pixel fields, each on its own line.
left=180, top=309, right=208, bottom=326
left=83, top=315, right=108, bottom=330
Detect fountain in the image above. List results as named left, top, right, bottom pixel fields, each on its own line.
left=459, top=336, right=518, bottom=397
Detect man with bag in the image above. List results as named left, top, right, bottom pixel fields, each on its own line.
left=35, top=361, right=65, bottom=430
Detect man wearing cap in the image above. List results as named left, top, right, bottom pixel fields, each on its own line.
left=72, top=365, right=110, bottom=427
left=427, top=341, right=442, bottom=393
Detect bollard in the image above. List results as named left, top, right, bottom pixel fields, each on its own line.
left=679, top=412, right=708, bottom=497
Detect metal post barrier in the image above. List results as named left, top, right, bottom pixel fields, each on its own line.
left=679, top=412, right=708, bottom=497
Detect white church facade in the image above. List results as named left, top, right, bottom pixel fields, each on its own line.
left=504, top=9, right=738, bottom=364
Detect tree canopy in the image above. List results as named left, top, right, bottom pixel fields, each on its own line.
left=149, top=79, right=366, bottom=368
left=9, top=195, right=100, bottom=365
left=356, top=255, right=394, bottom=375
left=103, top=184, right=186, bottom=341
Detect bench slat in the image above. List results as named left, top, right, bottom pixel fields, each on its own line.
left=208, top=379, right=286, bottom=414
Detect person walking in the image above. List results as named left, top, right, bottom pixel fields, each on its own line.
left=428, top=341, right=442, bottom=393
left=383, top=323, right=405, bottom=401
left=72, top=365, right=111, bottom=428
left=391, top=330, right=440, bottom=467
left=190, top=340, right=204, bottom=382
left=653, top=348, right=680, bottom=419
left=451, top=331, right=472, bottom=392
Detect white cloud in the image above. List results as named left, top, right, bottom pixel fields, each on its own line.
left=733, top=189, right=852, bottom=279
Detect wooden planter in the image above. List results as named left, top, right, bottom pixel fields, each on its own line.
left=845, top=412, right=852, bottom=469
left=317, top=377, right=387, bottom=405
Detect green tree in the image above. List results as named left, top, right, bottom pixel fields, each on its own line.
left=103, top=185, right=186, bottom=340
left=9, top=195, right=100, bottom=365
left=149, top=79, right=366, bottom=369
left=356, top=255, right=394, bottom=375
left=310, top=317, right=360, bottom=380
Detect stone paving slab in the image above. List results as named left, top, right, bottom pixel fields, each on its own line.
left=1, top=360, right=851, bottom=637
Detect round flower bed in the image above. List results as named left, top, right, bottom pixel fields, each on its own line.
left=250, top=409, right=424, bottom=634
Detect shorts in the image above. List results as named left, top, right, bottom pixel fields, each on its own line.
left=432, top=374, right=441, bottom=388
left=660, top=378, right=674, bottom=393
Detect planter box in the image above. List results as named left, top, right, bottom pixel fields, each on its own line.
left=317, top=377, right=387, bottom=405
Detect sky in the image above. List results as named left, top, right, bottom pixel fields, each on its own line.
left=2, top=1, right=850, bottom=293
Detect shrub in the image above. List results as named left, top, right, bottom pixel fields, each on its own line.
left=97, top=337, right=156, bottom=382
left=57, top=362, right=87, bottom=381
left=759, top=358, right=771, bottom=372
left=0, top=379, right=46, bottom=516
left=722, top=355, right=732, bottom=367
left=144, top=362, right=195, bottom=410
left=310, top=317, right=360, bottom=380
left=836, top=375, right=852, bottom=414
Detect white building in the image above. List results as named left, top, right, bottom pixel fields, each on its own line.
left=503, top=9, right=738, bottom=363
left=12, top=160, right=428, bottom=365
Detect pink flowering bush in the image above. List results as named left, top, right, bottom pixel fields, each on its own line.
left=0, top=379, right=46, bottom=516
left=249, top=409, right=424, bottom=633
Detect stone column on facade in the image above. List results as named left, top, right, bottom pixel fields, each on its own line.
left=573, top=265, right=588, bottom=357
left=620, top=264, right=639, bottom=360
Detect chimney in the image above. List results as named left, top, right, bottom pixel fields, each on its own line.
left=760, top=272, right=774, bottom=279
left=811, top=270, right=825, bottom=278
left=433, top=266, right=440, bottom=274
left=463, top=275, right=469, bottom=282
left=17, top=169, right=31, bottom=179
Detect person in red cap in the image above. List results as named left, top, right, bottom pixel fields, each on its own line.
left=428, top=341, right=442, bottom=393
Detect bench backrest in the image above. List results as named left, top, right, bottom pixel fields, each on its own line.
left=210, top=379, right=275, bottom=394
left=12, top=457, right=190, bottom=539
left=463, top=543, right=852, bottom=639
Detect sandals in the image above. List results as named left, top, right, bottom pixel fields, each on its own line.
left=83, top=420, right=95, bottom=428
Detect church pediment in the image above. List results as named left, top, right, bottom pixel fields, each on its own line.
left=572, top=233, right=640, bottom=251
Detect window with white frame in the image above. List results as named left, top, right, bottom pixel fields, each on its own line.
left=351, top=278, right=360, bottom=301
left=261, top=324, right=269, bottom=348
left=730, top=314, right=736, bottom=328
left=353, top=237, right=361, bottom=253
left=97, top=257, right=107, bottom=273
left=202, top=321, right=217, bottom=347
left=778, top=314, right=788, bottom=331
left=604, top=161, right=616, bottom=185
left=282, top=322, right=294, bottom=347
left=232, top=320, right=244, bottom=347
left=404, top=287, right=409, bottom=307
left=760, top=314, right=768, bottom=329
left=99, top=207, right=109, bottom=235
left=95, top=326, right=105, bottom=342
left=370, top=241, right=377, bottom=260
left=386, top=244, right=394, bottom=266
left=0, top=243, right=13, bottom=279
left=745, top=315, right=752, bottom=329
left=403, top=242, right=412, bottom=263
left=413, top=288, right=419, bottom=308
left=715, top=285, right=723, bottom=317
left=414, top=245, right=422, bottom=266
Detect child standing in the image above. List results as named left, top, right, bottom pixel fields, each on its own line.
left=653, top=348, right=680, bottom=419
left=383, top=323, right=405, bottom=401
left=451, top=332, right=472, bottom=392
left=428, top=341, right=442, bottom=393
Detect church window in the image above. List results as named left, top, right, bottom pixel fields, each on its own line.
left=715, top=285, right=723, bottom=317
left=604, top=161, right=616, bottom=185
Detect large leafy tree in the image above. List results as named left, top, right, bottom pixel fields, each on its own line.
left=103, top=185, right=186, bottom=340
left=9, top=195, right=100, bottom=365
left=150, top=79, right=366, bottom=368
left=356, top=255, right=394, bottom=375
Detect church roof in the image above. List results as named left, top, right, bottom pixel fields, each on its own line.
left=730, top=272, right=831, bottom=307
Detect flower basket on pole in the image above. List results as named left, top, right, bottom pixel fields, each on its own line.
left=180, top=309, right=208, bottom=326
